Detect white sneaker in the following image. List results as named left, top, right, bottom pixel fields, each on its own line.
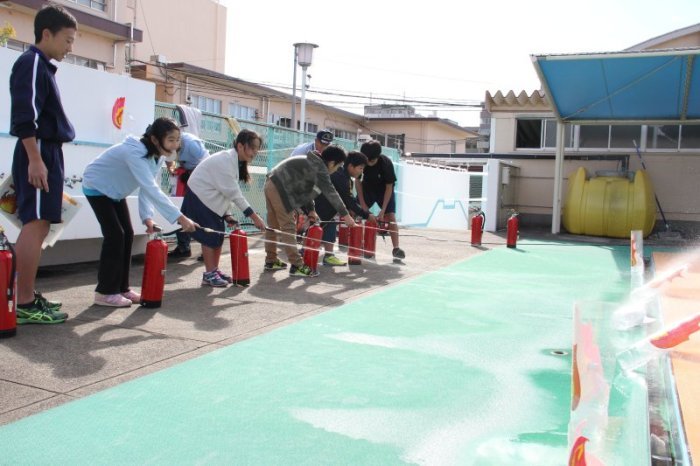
left=94, top=292, right=132, bottom=307
left=121, top=290, right=141, bottom=302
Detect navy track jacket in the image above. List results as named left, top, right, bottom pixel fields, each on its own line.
left=10, top=46, right=75, bottom=143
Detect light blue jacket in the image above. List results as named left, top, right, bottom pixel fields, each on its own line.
left=82, top=135, right=182, bottom=224
left=178, top=132, right=209, bottom=170
left=290, top=141, right=315, bottom=156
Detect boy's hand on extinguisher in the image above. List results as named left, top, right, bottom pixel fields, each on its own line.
left=250, top=212, right=266, bottom=231
left=343, top=214, right=356, bottom=228
left=178, top=215, right=197, bottom=233
left=307, top=210, right=319, bottom=224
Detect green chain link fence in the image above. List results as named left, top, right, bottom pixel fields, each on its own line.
left=154, top=103, right=401, bottom=231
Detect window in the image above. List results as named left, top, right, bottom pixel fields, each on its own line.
left=191, top=95, right=221, bottom=114
left=304, top=122, right=318, bottom=133
left=63, top=53, right=105, bottom=70
left=277, top=117, right=292, bottom=128
left=680, top=125, right=700, bottom=149
left=331, top=129, right=355, bottom=140
left=517, top=118, right=573, bottom=149
left=610, top=125, right=642, bottom=148
left=67, top=0, right=107, bottom=12
left=578, top=125, right=610, bottom=148
left=515, top=119, right=541, bottom=148
left=370, top=133, right=386, bottom=145
left=5, top=38, right=29, bottom=52
left=646, top=125, right=679, bottom=150
left=228, top=103, right=257, bottom=121
left=387, top=134, right=405, bottom=151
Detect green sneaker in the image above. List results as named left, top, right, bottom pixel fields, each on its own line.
left=34, top=291, right=62, bottom=312
left=322, top=254, right=346, bottom=266
left=17, top=299, right=67, bottom=325
left=264, top=258, right=288, bottom=271
left=289, top=264, right=319, bottom=277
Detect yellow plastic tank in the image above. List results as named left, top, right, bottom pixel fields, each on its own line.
left=563, top=167, right=656, bottom=238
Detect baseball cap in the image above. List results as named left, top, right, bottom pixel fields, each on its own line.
left=316, top=130, right=334, bottom=145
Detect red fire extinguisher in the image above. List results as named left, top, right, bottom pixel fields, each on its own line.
left=140, top=227, right=169, bottom=308
left=0, top=229, right=16, bottom=338
left=470, top=210, right=485, bottom=246
left=507, top=212, right=519, bottom=249
left=174, top=167, right=188, bottom=197
left=338, top=221, right=349, bottom=246
left=348, top=224, right=364, bottom=265
left=303, top=223, right=324, bottom=272
left=229, top=226, right=250, bottom=286
left=363, top=219, right=378, bottom=258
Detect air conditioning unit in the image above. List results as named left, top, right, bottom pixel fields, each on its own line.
left=358, top=134, right=372, bottom=143
left=150, top=54, right=168, bottom=65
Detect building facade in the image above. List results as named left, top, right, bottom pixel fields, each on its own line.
left=485, top=24, right=700, bottom=234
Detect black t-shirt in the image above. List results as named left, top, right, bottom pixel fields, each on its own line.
left=361, top=154, right=397, bottom=194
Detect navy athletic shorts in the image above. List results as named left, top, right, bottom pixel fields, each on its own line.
left=181, top=190, right=225, bottom=248
left=11, top=140, right=64, bottom=225
left=362, top=189, right=396, bottom=214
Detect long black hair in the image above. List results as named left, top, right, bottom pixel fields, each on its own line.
left=234, top=129, right=261, bottom=184
left=140, top=117, right=180, bottom=158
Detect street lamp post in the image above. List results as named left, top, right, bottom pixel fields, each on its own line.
left=291, top=47, right=298, bottom=130
left=293, top=42, right=317, bottom=134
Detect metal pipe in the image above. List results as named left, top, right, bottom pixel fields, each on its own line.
left=291, top=48, right=297, bottom=129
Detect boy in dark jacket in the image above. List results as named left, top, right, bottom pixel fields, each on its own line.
left=264, top=150, right=356, bottom=277
left=10, top=4, right=77, bottom=324
left=314, top=149, right=376, bottom=266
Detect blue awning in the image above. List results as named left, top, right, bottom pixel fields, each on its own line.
left=532, top=48, right=700, bottom=124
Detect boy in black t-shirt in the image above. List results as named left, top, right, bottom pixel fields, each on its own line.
left=355, top=140, right=405, bottom=259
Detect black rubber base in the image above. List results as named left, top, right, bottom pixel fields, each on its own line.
left=234, top=279, right=250, bottom=286
left=140, top=300, right=162, bottom=308
left=0, top=327, right=17, bottom=338
left=507, top=245, right=516, bottom=249
left=348, top=259, right=362, bottom=265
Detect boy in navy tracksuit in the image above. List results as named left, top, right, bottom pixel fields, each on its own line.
left=314, top=149, right=376, bottom=266
left=9, top=4, right=77, bottom=324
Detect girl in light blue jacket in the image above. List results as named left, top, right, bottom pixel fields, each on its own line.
left=82, top=117, right=197, bottom=307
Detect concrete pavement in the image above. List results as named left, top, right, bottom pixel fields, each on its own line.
left=0, top=227, right=500, bottom=426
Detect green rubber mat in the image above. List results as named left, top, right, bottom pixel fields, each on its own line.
left=0, top=242, right=631, bottom=465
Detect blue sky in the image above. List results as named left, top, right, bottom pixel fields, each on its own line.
left=221, top=0, right=699, bottom=126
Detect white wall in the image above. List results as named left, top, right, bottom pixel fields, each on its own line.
left=396, top=162, right=470, bottom=230
left=0, top=48, right=176, bottom=263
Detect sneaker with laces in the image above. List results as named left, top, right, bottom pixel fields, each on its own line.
left=289, top=264, right=319, bottom=277
left=34, top=291, right=62, bottom=312
left=322, top=254, right=346, bottom=266
left=202, top=270, right=229, bottom=287
left=214, top=268, right=233, bottom=284
left=392, top=247, right=406, bottom=259
left=94, top=292, right=132, bottom=307
left=264, top=258, right=288, bottom=271
left=121, top=290, right=141, bottom=302
left=16, top=299, right=67, bottom=325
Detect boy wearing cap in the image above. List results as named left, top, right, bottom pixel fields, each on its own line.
left=264, top=149, right=355, bottom=277
left=356, top=140, right=405, bottom=260
left=290, top=130, right=334, bottom=156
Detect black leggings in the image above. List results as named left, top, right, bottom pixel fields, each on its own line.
left=86, top=195, right=134, bottom=294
